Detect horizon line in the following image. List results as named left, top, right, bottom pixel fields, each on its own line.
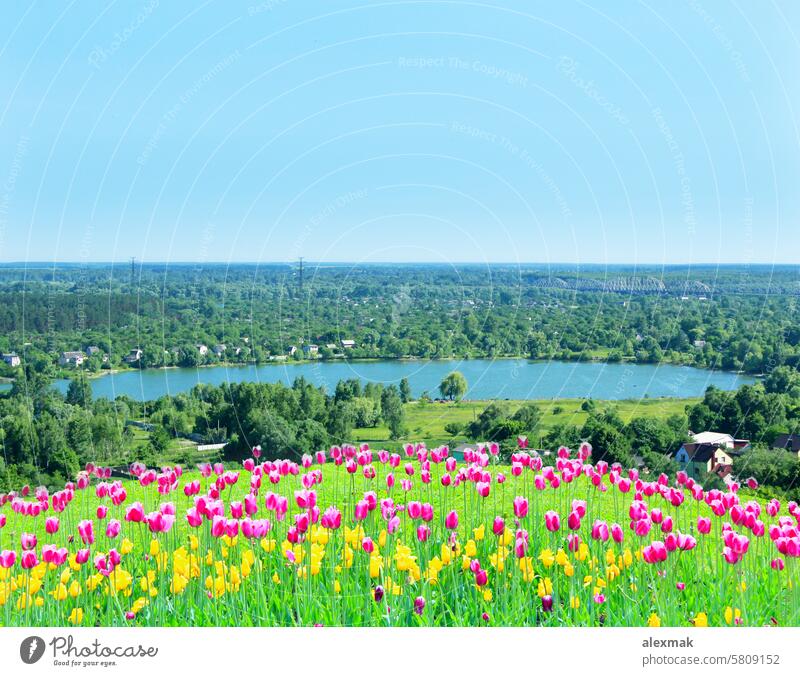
left=0, top=260, right=797, bottom=267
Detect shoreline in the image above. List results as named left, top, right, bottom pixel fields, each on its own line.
left=61, top=353, right=758, bottom=379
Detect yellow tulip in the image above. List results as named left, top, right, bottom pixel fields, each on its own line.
left=724, top=607, right=741, bottom=625
left=68, top=607, right=84, bottom=624
left=50, top=583, right=68, bottom=602
left=538, top=549, right=555, bottom=568
left=536, top=576, right=553, bottom=597
left=648, top=613, right=661, bottom=627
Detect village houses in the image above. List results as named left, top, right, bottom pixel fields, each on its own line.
left=1, top=353, right=21, bottom=367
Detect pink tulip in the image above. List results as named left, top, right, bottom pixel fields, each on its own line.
left=45, top=517, right=60, bottom=534
left=445, top=510, right=458, bottom=530
left=567, top=511, right=581, bottom=531
left=642, top=541, right=667, bottom=564
left=591, top=520, right=609, bottom=542
left=186, top=507, right=203, bottom=527
left=125, top=502, right=145, bottom=523
left=21, top=551, right=38, bottom=569
left=513, top=496, right=529, bottom=519
left=697, top=516, right=712, bottom=534
left=0, top=550, right=17, bottom=568
left=321, top=506, right=342, bottom=530
left=21, top=533, right=37, bottom=550
left=105, top=519, right=121, bottom=539
left=544, top=511, right=560, bottom=532
left=493, top=516, right=505, bottom=536
left=354, top=500, right=369, bottom=521
left=145, top=511, right=175, bottom=534
left=416, top=524, right=430, bottom=542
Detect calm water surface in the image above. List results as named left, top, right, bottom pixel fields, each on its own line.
left=29, top=359, right=758, bottom=401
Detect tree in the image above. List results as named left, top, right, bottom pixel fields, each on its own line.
left=466, top=403, right=508, bottom=439
left=399, top=377, right=412, bottom=403
left=327, top=400, right=356, bottom=443
left=248, top=409, right=296, bottom=459
left=350, top=397, right=381, bottom=427
left=581, top=410, right=633, bottom=466
left=439, top=371, right=467, bottom=401
left=149, top=425, right=171, bottom=455
left=512, top=403, right=542, bottom=433
left=66, top=375, right=92, bottom=408
left=381, top=385, right=406, bottom=440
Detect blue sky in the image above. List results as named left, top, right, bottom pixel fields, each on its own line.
left=0, top=1, right=797, bottom=264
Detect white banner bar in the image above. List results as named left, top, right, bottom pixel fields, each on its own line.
left=1, top=627, right=799, bottom=675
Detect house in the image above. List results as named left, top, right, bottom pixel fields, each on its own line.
left=212, top=344, right=226, bottom=357
left=287, top=345, right=297, bottom=356
left=674, top=431, right=750, bottom=479
left=1, top=353, right=21, bottom=367
left=691, top=431, right=750, bottom=453
left=124, top=349, right=143, bottom=364
left=303, top=344, right=319, bottom=355
left=85, top=345, right=102, bottom=356
left=325, top=343, right=337, bottom=350
left=674, top=442, right=734, bottom=479
left=772, top=433, right=800, bottom=458
left=196, top=344, right=209, bottom=356
left=449, top=444, right=470, bottom=462
left=693, top=340, right=707, bottom=348
left=59, top=351, right=86, bottom=367
left=341, top=339, right=356, bottom=349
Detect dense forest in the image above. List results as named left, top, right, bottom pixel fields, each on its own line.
left=1, top=264, right=798, bottom=379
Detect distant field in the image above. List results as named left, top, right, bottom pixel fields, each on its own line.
left=352, top=397, right=697, bottom=445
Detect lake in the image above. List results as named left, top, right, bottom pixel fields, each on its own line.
left=33, top=359, right=757, bottom=401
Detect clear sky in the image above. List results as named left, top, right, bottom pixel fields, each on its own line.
left=0, top=1, right=798, bottom=265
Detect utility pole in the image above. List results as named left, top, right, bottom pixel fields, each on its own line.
left=130, top=257, right=136, bottom=288
left=298, top=257, right=304, bottom=293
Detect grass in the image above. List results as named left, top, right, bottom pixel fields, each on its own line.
left=352, top=397, right=697, bottom=445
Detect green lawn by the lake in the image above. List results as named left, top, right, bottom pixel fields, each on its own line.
left=117, top=396, right=697, bottom=465
left=351, top=397, right=697, bottom=446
